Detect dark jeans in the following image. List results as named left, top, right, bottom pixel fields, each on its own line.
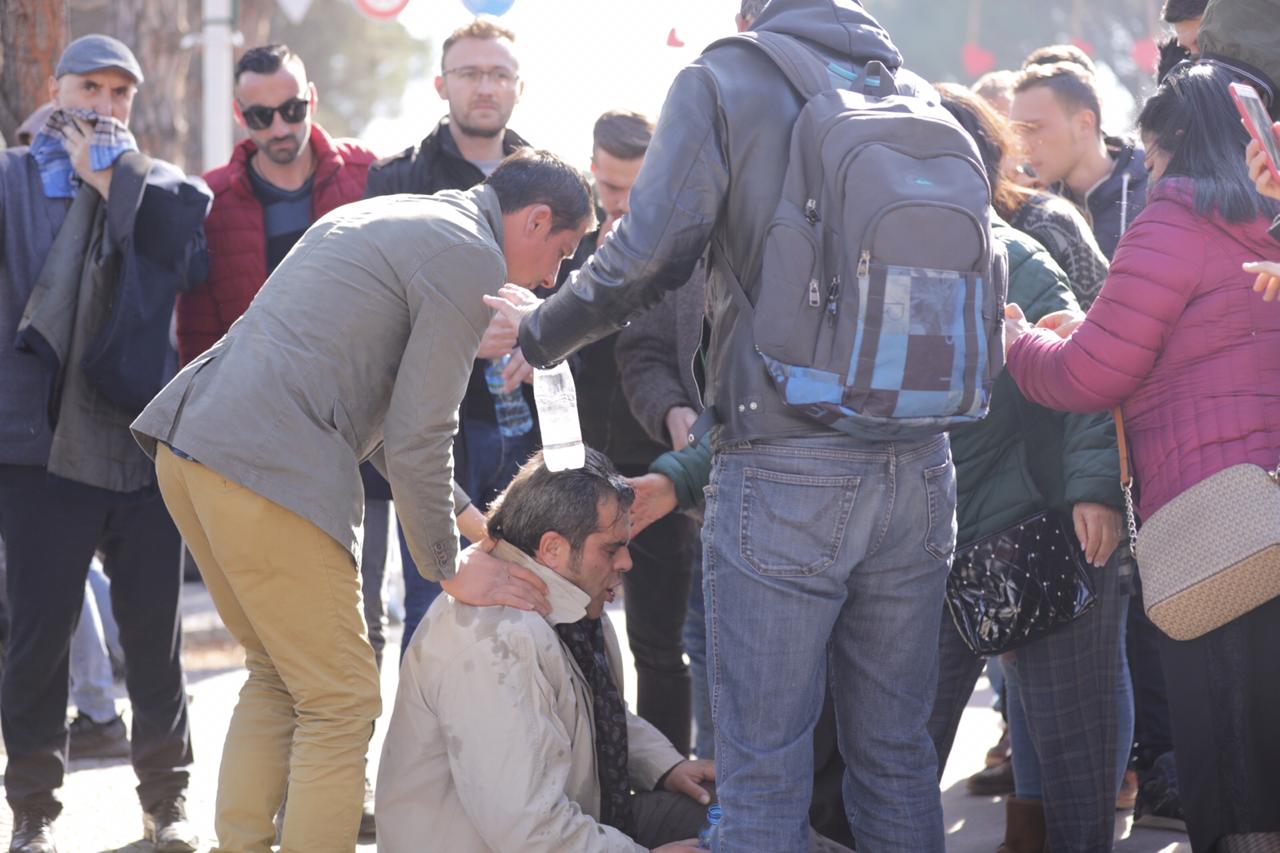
left=1128, top=575, right=1175, bottom=767
left=621, top=495, right=696, bottom=756
left=399, top=414, right=537, bottom=659
left=360, top=498, right=390, bottom=670
left=0, top=466, right=192, bottom=816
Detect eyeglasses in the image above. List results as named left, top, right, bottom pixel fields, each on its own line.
left=239, top=97, right=309, bottom=130
left=442, top=66, right=519, bottom=89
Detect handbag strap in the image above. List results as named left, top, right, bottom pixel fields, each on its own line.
left=1113, top=408, right=1142, bottom=558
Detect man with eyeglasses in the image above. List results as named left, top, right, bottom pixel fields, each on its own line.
left=364, top=17, right=537, bottom=661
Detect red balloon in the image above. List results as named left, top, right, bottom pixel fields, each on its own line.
left=667, top=27, right=685, bottom=48
left=962, top=42, right=997, bottom=79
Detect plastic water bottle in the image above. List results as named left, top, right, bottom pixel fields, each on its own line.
left=532, top=361, right=585, bottom=471
left=697, top=804, right=722, bottom=849
left=485, top=354, right=533, bottom=438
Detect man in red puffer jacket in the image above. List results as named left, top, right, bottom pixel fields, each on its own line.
left=178, top=43, right=374, bottom=365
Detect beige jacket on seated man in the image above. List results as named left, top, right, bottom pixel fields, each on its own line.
left=375, top=539, right=686, bottom=852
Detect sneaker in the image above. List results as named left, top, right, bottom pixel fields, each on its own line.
left=1117, top=768, right=1139, bottom=811
left=1133, top=752, right=1187, bottom=833
left=9, top=808, right=57, bottom=853
left=67, top=713, right=130, bottom=760
left=143, top=796, right=198, bottom=853
left=986, top=728, right=1011, bottom=768
left=967, top=759, right=1015, bottom=796
left=359, top=777, right=377, bottom=843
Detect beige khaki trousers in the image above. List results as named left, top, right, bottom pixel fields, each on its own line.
left=156, top=445, right=381, bottom=852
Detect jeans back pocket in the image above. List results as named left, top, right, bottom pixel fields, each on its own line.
left=740, top=468, right=860, bottom=577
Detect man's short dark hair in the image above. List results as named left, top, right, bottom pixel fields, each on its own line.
left=1162, top=0, right=1208, bottom=23
left=486, top=149, right=595, bottom=232
left=442, top=18, right=517, bottom=72
left=1022, top=43, right=1097, bottom=75
left=1015, top=61, right=1104, bottom=133
left=486, top=448, right=635, bottom=558
left=740, top=0, right=769, bottom=23
left=235, top=44, right=303, bottom=85
left=592, top=110, right=654, bottom=161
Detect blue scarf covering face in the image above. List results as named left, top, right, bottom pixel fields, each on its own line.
left=29, top=106, right=139, bottom=199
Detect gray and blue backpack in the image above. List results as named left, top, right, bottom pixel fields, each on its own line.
left=722, top=32, right=1008, bottom=439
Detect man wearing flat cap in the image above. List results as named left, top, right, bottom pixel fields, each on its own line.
left=0, top=34, right=209, bottom=853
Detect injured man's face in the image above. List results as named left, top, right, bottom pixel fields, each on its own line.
left=552, top=496, right=633, bottom=620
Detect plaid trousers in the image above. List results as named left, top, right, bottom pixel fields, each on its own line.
left=929, top=553, right=1130, bottom=852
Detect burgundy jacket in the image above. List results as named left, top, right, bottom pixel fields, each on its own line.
left=177, top=124, right=375, bottom=364
left=1008, top=178, right=1280, bottom=520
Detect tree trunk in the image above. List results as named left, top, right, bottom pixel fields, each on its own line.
left=101, top=0, right=195, bottom=168
left=0, top=0, right=69, bottom=144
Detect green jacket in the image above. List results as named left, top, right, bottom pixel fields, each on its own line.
left=651, top=219, right=1121, bottom=546
left=950, top=219, right=1120, bottom=548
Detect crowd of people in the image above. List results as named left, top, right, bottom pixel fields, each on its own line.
left=1, top=0, right=1279, bottom=852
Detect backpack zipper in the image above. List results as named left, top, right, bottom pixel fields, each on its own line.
left=857, top=250, right=871, bottom=282
left=825, top=275, right=841, bottom=324
left=808, top=278, right=821, bottom=308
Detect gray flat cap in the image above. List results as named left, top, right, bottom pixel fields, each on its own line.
left=55, top=34, right=144, bottom=84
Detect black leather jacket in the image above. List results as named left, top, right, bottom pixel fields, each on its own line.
left=518, top=0, right=930, bottom=445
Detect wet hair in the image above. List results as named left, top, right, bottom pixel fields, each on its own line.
left=234, top=44, right=303, bottom=85
left=1139, top=63, right=1273, bottom=223
left=936, top=83, right=1026, bottom=220
left=1015, top=61, right=1104, bottom=135
left=1162, top=0, right=1208, bottom=23
left=1022, top=44, right=1097, bottom=75
left=441, top=17, right=516, bottom=72
left=486, top=448, right=634, bottom=559
left=740, top=0, right=768, bottom=24
left=486, top=148, right=595, bottom=232
left=592, top=110, right=654, bottom=161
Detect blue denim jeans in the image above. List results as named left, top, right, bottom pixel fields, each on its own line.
left=704, top=434, right=954, bottom=853
left=398, top=413, right=537, bottom=659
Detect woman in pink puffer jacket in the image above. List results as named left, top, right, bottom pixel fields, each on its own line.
left=1005, top=64, right=1280, bottom=853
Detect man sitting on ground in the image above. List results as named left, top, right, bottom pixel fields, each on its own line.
left=376, top=449, right=713, bottom=852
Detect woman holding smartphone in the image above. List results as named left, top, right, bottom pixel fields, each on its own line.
left=1244, top=119, right=1280, bottom=299
left=1005, top=63, right=1280, bottom=853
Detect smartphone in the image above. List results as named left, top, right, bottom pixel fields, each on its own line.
left=1231, top=81, right=1280, bottom=185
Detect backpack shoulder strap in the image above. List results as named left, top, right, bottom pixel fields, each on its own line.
left=705, top=32, right=831, bottom=100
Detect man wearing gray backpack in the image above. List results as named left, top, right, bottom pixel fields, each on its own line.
left=487, top=1, right=1007, bottom=851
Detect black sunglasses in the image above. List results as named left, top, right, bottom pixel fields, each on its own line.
left=239, top=97, right=309, bottom=130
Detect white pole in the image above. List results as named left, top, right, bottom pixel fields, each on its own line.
left=201, top=0, right=234, bottom=172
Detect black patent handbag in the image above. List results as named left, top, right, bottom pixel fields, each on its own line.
left=945, top=511, right=1096, bottom=656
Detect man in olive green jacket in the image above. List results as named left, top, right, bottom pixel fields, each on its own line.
left=131, top=150, right=593, bottom=852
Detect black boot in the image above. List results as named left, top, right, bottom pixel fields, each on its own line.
left=143, top=796, right=198, bottom=853
left=9, top=809, right=56, bottom=853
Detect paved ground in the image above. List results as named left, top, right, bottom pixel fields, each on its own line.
left=0, top=581, right=1192, bottom=852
